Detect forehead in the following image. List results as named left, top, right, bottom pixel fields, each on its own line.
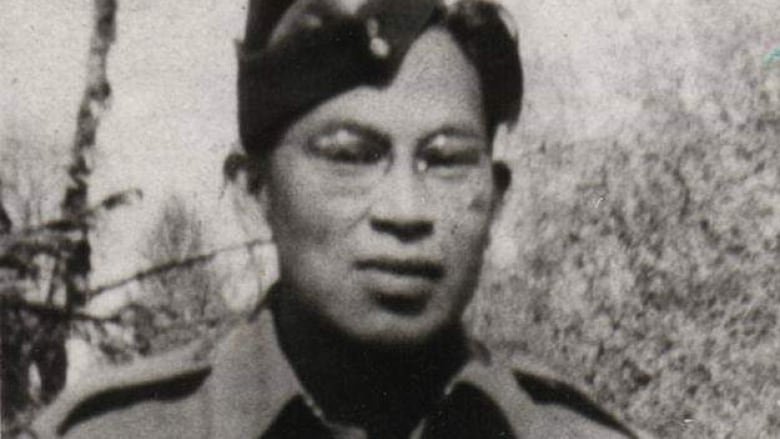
left=281, top=27, right=485, bottom=140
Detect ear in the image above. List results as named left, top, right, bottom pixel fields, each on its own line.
left=223, top=151, right=273, bottom=234
left=489, top=122, right=513, bottom=210
left=490, top=160, right=511, bottom=214
left=492, top=159, right=511, bottom=193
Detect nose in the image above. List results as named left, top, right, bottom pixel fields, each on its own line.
left=369, top=161, right=433, bottom=242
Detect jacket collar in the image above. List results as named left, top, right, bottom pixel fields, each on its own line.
left=205, top=308, right=538, bottom=439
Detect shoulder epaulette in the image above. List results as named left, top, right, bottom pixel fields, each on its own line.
left=32, top=340, right=213, bottom=438
left=512, top=368, right=640, bottom=439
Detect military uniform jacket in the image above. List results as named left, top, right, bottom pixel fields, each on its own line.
left=32, top=309, right=647, bottom=439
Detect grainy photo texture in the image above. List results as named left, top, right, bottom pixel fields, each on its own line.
left=1, top=1, right=778, bottom=438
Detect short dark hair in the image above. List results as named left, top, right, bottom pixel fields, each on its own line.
left=237, top=0, right=522, bottom=160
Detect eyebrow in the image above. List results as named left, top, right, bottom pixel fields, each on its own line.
left=311, top=120, right=486, bottom=151
left=313, top=120, right=392, bottom=147
left=417, top=125, right=488, bottom=148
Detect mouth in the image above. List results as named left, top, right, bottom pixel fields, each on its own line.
left=374, top=294, right=428, bottom=315
left=354, top=257, right=444, bottom=280
left=355, top=257, right=444, bottom=314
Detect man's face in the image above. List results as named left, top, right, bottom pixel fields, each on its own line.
left=261, top=28, right=503, bottom=347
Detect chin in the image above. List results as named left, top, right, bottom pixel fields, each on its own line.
left=343, top=315, right=457, bottom=353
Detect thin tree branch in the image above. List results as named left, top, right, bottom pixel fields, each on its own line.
left=8, top=189, right=142, bottom=240
left=86, top=237, right=272, bottom=298
left=1, top=296, right=117, bottom=324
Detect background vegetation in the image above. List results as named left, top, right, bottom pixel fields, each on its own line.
left=471, top=2, right=780, bottom=436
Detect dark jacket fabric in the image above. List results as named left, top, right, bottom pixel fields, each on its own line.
left=32, top=309, right=645, bottom=439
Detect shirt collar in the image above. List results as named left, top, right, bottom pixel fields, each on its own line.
left=205, top=308, right=537, bottom=438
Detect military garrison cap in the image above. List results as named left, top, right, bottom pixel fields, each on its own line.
left=237, top=0, right=523, bottom=156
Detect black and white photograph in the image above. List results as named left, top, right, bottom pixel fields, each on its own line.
left=1, top=1, right=778, bottom=438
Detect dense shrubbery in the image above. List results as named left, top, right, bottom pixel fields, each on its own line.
left=470, top=12, right=780, bottom=435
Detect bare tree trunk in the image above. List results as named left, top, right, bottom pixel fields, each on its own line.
left=0, top=189, right=11, bottom=235
left=60, top=0, right=117, bottom=310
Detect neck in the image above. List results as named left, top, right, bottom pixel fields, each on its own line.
left=270, top=285, right=468, bottom=437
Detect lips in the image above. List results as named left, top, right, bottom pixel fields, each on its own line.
left=354, top=257, right=444, bottom=314
left=354, top=257, right=444, bottom=280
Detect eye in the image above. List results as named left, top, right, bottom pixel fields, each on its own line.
left=307, top=127, right=387, bottom=165
left=418, top=133, right=486, bottom=173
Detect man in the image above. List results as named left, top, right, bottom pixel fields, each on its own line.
left=31, top=0, right=646, bottom=437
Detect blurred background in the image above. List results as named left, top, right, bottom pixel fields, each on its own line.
left=2, top=0, right=778, bottom=437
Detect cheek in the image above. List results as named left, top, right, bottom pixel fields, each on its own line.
left=265, top=156, right=325, bottom=248
left=468, top=181, right=498, bottom=213
left=267, top=165, right=366, bottom=252
left=438, top=186, right=496, bottom=263
left=443, top=178, right=496, bottom=231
